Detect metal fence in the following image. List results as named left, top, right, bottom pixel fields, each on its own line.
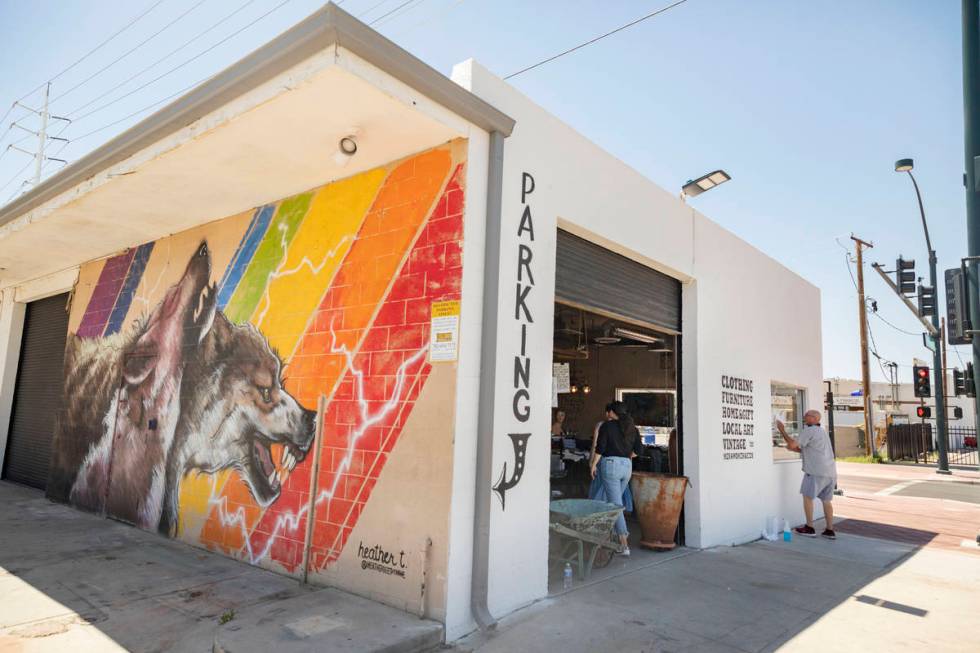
left=886, top=423, right=934, bottom=464
left=886, top=423, right=978, bottom=467
left=947, top=425, right=979, bottom=466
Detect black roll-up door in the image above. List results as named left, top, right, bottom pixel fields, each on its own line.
left=3, top=293, right=70, bottom=489
left=555, top=230, right=681, bottom=332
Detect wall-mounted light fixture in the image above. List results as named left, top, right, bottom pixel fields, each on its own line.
left=333, top=129, right=360, bottom=166
left=339, top=136, right=358, bottom=156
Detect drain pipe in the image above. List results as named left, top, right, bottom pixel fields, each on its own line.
left=470, top=130, right=505, bottom=630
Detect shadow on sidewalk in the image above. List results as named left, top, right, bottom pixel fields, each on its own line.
left=0, top=481, right=441, bottom=653
left=455, top=519, right=928, bottom=653
left=835, top=518, right=939, bottom=548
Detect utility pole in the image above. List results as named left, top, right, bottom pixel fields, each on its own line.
left=825, top=380, right=836, bottom=453
left=891, top=362, right=899, bottom=410
left=853, top=235, right=876, bottom=457
left=962, top=0, right=980, bottom=475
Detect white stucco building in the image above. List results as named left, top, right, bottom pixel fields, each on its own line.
left=0, top=5, right=823, bottom=643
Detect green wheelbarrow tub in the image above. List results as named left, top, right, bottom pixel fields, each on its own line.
left=549, top=499, right=624, bottom=582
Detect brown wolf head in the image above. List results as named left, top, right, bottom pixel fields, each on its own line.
left=160, top=273, right=316, bottom=534
left=170, top=312, right=316, bottom=494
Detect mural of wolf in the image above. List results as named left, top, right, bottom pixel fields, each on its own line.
left=48, top=242, right=315, bottom=534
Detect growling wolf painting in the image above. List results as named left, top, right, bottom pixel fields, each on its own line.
left=48, top=143, right=466, bottom=610
left=51, top=242, right=317, bottom=534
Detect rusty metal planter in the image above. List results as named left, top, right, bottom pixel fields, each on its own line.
left=630, top=472, right=689, bottom=550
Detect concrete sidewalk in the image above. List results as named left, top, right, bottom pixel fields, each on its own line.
left=0, top=482, right=441, bottom=653
left=450, top=523, right=980, bottom=653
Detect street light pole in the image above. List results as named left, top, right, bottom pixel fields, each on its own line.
left=896, top=162, right=951, bottom=474
left=962, top=0, right=980, bottom=465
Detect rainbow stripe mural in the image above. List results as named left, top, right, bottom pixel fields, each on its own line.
left=51, top=143, right=466, bottom=584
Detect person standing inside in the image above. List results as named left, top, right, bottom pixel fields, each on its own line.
left=551, top=409, right=567, bottom=437
left=776, top=410, right=837, bottom=539
left=590, top=400, right=644, bottom=555
left=588, top=403, right=634, bottom=511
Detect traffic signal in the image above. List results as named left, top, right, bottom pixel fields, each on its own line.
left=916, top=406, right=931, bottom=419
left=896, top=257, right=916, bottom=295
left=954, top=368, right=967, bottom=396
left=913, top=365, right=931, bottom=398
left=953, top=406, right=964, bottom=419
left=917, top=285, right=937, bottom=317
left=967, top=363, right=977, bottom=399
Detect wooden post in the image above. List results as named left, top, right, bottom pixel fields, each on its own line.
left=852, top=235, right=875, bottom=456
left=301, top=394, right=326, bottom=584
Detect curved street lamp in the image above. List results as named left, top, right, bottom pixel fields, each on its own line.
left=894, top=157, right=950, bottom=473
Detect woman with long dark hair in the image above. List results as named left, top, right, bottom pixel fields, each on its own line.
left=590, top=400, right=643, bottom=555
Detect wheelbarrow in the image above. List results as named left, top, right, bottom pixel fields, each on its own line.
left=549, top=499, right=623, bottom=581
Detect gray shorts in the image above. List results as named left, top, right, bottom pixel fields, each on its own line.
left=800, top=473, right=835, bottom=501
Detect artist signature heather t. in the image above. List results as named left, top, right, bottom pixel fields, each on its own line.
left=797, top=424, right=837, bottom=479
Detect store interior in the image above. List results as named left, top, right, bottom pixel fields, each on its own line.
left=548, top=302, right=683, bottom=592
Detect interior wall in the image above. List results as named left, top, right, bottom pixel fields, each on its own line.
left=556, top=345, right=676, bottom=437
left=47, top=140, right=467, bottom=619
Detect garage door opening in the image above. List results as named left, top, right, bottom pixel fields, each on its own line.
left=547, top=231, right=685, bottom=592
left=2, top=293, right=70, bottom=490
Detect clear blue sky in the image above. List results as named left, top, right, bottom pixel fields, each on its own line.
left=0, top=0, right=965, bottom=383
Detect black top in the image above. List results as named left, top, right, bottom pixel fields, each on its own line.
left=595, top=420, right=644, bottom=458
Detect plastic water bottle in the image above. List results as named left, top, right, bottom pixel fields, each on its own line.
left=562, top=563, right=573, bottom=590
left=783, top=519, right=792, bottom=542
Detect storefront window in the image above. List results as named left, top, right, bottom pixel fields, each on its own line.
left=771, top=383, right=805, bottom=462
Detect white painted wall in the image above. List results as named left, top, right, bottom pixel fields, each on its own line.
left=451, top=59, right=823, bottom=630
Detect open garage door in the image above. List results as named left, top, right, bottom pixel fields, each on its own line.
left=555, top=229, right=681, bottom=333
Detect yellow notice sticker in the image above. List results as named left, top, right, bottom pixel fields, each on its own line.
left=429, top=300, right=460, bottom=362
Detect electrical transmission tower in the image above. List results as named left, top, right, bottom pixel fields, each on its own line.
left=5, top=82, right=70, bottom=195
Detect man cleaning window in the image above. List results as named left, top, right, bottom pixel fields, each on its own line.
left=776, top=410, right=837, bottom=539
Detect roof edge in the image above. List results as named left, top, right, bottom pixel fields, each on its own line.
left=0, top=2, right=514, bottom=230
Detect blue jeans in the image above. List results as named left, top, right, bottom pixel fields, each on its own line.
left=600, top=456, right=632, bottom=536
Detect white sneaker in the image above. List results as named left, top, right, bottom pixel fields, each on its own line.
left=621, top=547, right=631, bottom=557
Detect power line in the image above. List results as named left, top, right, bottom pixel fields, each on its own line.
left=69, top=78, right=207, bottom=144
left=48, top=0, right=168, bottom=86
left=60, top=0, right=261, bottom=118
left=12, top=0, right=168, bottom=110
left=952, top=345, right=966, bottom=369
left=358, top=0, right=398, bottom=20
left=504, top=0, right=690, bottom=79
left=370, top=0, right=423, bottom=26
left=843, top=251, right=858, bottom=291
left=0, top=159, right=35, bottom=196
left=0, top=0, right=166, bottom=150
left=870, top=309, right=921, bottom=337
left=50, top=0, right=211, bottom=105
left=389, top=0, right=465, bottom=39
left=70, top=0, right=294, bottom=124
